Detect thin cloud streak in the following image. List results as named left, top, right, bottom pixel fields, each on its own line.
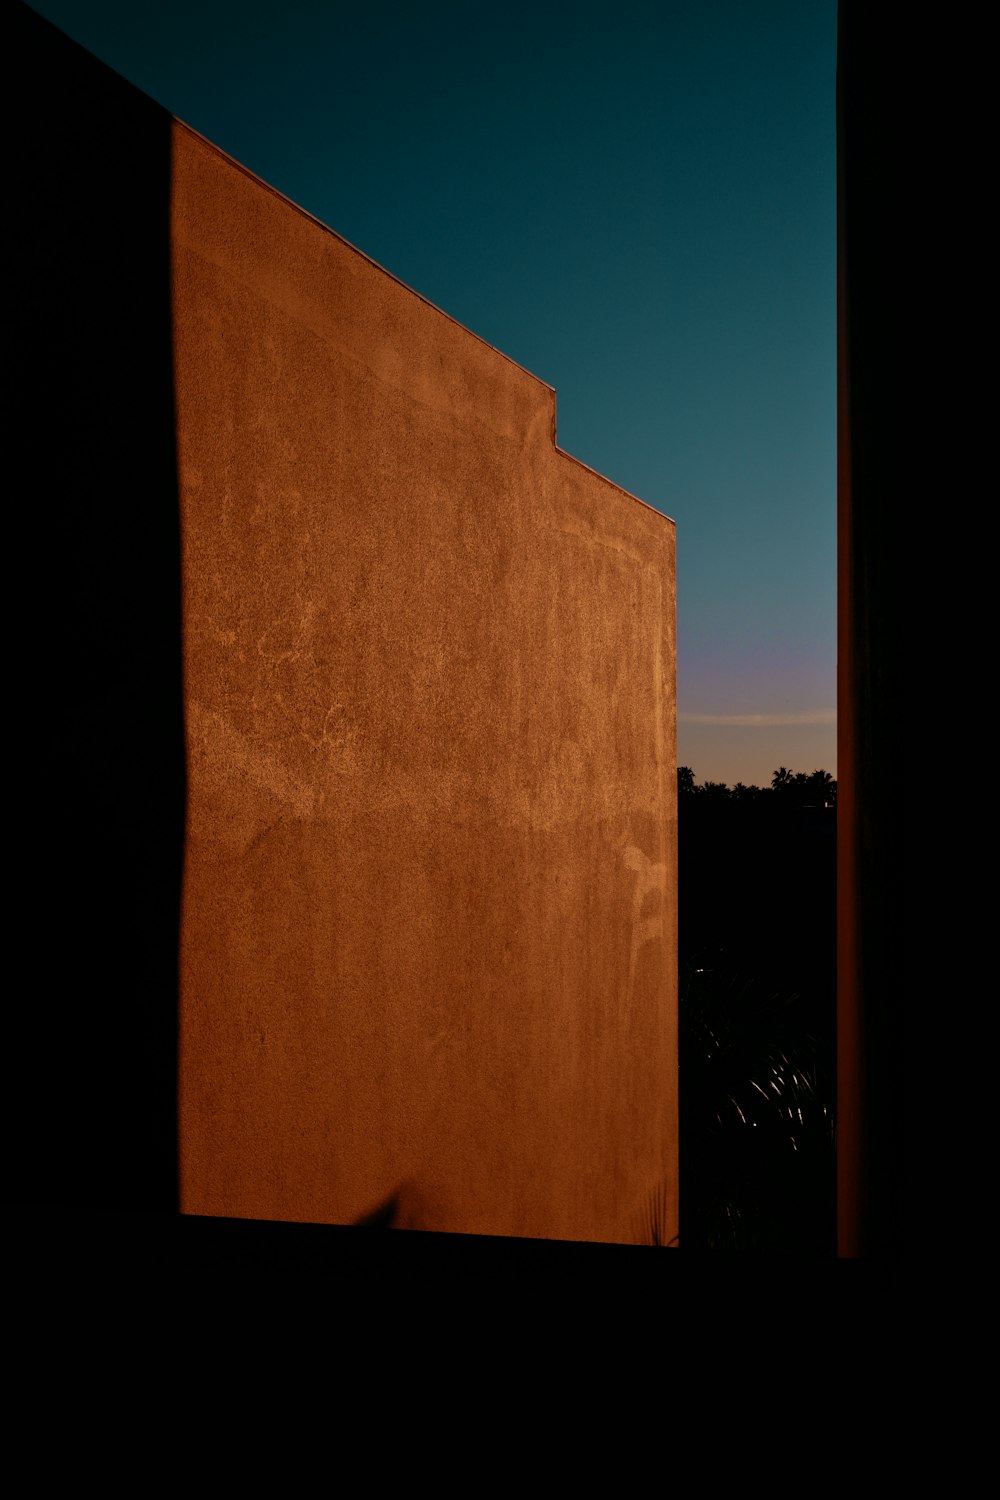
left=679, top=711, right=836, bottom=728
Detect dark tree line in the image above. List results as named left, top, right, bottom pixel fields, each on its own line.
left=678, top=765, right=836, bottom=806
left=677, top=766, right=837, bottom=1254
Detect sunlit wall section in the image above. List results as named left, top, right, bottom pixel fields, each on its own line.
left=172, top=122, right=677, bottom=1245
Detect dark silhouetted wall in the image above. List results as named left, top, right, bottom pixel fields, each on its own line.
left=837, top=3, right=903, bottom=1257
left=13, top=3, right=183, bottom=1212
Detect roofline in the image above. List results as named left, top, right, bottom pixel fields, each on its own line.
left=173, top=117, right=676, bottom=530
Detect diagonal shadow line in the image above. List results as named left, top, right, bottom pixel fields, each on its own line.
left=353, top=1193, right=402, bottom=1230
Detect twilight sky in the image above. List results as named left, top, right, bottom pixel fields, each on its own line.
left=26, top=0, right=837, bottom=787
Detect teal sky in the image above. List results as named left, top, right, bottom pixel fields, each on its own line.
left=26, top=0, right=837, bottom=786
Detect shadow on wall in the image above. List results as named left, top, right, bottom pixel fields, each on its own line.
left=353, top=1184, right=438, bottom=1232
left=11, top=5, right=184, bottom=1211
left=355, top=1181, right=678, bottom=1245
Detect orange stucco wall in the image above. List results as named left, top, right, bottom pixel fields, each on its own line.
left=14, top=2, right=676, bottom=1241
left=173, top=127, right=678, bottom=1245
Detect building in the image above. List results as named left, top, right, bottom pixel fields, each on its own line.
left=15, top=3, right=677, bottom=1245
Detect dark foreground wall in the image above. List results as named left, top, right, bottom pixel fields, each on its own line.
left=13, top=4, right=183, bottom=1212
left=13, top=4, right=677, bottom=1245
left=837, top=3, right=903, bottom=1258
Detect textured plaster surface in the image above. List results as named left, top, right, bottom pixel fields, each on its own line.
left=171, top=126, right=678, bottom=1244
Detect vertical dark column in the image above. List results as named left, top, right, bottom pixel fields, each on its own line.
left=10, top=4, right=183, bottom=1212
left=837, top=3, right=903, bottom=1257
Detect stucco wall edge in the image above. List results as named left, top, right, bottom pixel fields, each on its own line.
left=172, top=117, right=674, bottom=529
left=552, top=442, right=676, bottom=528
left=172, top=119, right=554, bottom=387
